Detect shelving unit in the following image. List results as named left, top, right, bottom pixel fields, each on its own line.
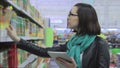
left=1, top=0, right=43, bottom=28
left=0, top=0, right=49, bottom=68
left=0, top=37, right=44, bottom=43
left=18, top=54, right=38, bottom=68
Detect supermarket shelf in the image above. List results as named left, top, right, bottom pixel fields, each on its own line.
left=18, top=54, right=38, bottom=68
left=37, top=59, right=45, bottom=68
left=2, top=0, right=43, bottom=28
left=58, top=40, right=67, bottom=45
left=0, top=36, right=44, bottom=43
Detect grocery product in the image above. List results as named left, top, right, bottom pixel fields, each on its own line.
left=0, top=6, right=13, bottom=40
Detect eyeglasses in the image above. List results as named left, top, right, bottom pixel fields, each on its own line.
left=68, top=12, right=78, bottom=16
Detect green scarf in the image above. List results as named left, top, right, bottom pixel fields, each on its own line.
left=67, top=34, right=96, bottom=68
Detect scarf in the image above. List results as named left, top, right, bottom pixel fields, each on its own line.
left=67, top=34, right=96, bottom=68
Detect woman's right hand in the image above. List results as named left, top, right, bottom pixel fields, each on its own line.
left=6, top=25, right=20, bottom=43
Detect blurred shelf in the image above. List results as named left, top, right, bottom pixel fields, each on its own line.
left=45, top=58, right=50, bottom=63
left=0, top=36, right=44, bottom=43
left=37, top=59, right=45, bottom=68
left=58, top=40, right=67, bottom=45
left=1, top=0, right=43, bottom=28
left=21, top=36, right=44, bottom=41
left=18, top=54, right=38, bottom=68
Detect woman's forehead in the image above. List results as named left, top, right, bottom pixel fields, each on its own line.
left=71, top=6, right=78, bottom=14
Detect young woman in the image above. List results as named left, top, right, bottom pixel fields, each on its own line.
left=7, top=3, right=110, bottom=68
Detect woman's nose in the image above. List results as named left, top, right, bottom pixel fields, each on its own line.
left=67, top=16, right=70, bottom=20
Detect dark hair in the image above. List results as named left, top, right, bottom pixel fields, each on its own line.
left=73, top=3, right=101, bottom=35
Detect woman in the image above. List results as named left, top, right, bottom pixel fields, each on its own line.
left=7, top=3, right=110, bottom=68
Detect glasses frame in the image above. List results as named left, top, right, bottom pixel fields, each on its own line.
left=68, top=12, right=78, bottom=16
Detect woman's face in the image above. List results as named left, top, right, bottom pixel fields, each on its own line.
left=67, top=6, right=79, bottom=29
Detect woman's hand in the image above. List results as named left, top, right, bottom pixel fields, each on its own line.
left=6, top=25, right=20, bottom=43
left=56, top=57, right=77, bottom=68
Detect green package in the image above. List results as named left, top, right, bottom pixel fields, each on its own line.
left=45, top=28, right=53, bottom=47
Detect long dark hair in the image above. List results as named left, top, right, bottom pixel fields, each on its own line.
left=72, top=3, right=101, bottom=35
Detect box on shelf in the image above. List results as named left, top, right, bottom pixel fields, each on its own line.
left=18, top=49, right=29, bottom=65
left=11, top=0, right=30, bottom=14
left=29, top=22, right=33, bottom=37
left=9, top=8, right=44, bottom=38
left=11, top=0, right=17, bottom=5
left=34, top=8, right=40, bottom=21
left=0, top=51, right=9, bottom=68
left=32, top=23, right=35, bottom=37
left=33, top=8, right=43, bottom=26
left=26, top=1, right=31, bottom=15
left=0, top=52, right=3, bottom=67
left=17, top=0, right=24, bottom=9
left=10, top=16, right=25, bottom=36
left=116, top=53, right=120, bottom=67
left=23, top=0, right=29, bottom=11
left=11, top=14, right=46, bottom=37
left=38, top=29, right=44, bottom=38
left=24, top=19, right=30, bottom=36
left=8, top=0, right=43, bottom=28
left=39, top=19, right=44, bottom=27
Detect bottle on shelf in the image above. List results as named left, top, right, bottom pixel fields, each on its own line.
left=0, top=6, right=13, bottom=40
left=0, top=5, right=4, bottom=40
left=24, top=19, right=30, bottom=37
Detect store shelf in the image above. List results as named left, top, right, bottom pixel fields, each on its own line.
left=58, top=40, right=67, bottom=45
left=0, top=36, right=44, bottom=43
left=2, top=0, right=43, bottom=28
left=37, top=59, right=45, bottom=68
left=18, top=54, right=38, bottom=68
left=0, top=1, right=45, bottom=68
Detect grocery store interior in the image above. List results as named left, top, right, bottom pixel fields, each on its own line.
left=0, top=0, right=120, bottom=68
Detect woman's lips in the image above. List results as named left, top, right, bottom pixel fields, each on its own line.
left=67, top=22, right=69, bottom=26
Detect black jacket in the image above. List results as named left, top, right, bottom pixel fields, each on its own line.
left=17, top=36, right=110, bottom=68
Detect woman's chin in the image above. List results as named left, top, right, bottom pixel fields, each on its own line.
left=67, top=26, right=71, bottom=28
left=67, top=25, right=74, bottom=29
left=67, top=27, right=73, bottom=29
